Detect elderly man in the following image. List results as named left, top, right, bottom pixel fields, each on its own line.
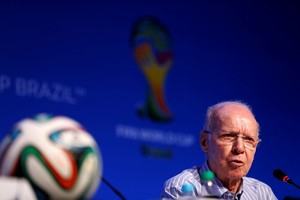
left=161, top=101, right=277, bottom=199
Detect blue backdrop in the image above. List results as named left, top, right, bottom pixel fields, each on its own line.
left=1, top=1, right=300, bottom=200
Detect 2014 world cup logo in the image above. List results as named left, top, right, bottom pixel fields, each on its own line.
left=130, top=16, right=173, bottom=122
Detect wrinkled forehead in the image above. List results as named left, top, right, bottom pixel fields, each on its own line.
left=213, top=104, right=259, bottom=134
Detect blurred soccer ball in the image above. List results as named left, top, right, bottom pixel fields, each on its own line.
left=0, top=114, right=102, bottom=199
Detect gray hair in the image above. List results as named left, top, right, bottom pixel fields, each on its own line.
left=203, top=100, right=260, bottom=134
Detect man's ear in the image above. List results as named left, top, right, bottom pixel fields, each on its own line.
left=200, top=131, right=209, bottom=152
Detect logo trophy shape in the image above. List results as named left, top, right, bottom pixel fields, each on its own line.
left=130, top=16, right=173, bottom=122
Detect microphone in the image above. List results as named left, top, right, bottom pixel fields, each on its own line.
left=273, top=169, right=300, bottom=190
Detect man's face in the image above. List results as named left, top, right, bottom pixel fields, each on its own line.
left=202, top=105, right=259, bottom=183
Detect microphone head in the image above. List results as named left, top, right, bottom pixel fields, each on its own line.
left=273, top=168, right=289, bottom=182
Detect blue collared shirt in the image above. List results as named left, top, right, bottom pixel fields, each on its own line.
left=161, top=162, right=278, bottom=200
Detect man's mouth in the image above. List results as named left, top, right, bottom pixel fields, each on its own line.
left=229, top=159, right=244, bottom=167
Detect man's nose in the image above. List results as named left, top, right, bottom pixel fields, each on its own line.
left=232, top=137, right=245, bottom=154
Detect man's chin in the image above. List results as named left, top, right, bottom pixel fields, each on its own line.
left=228, top=170, right=246, bottom=179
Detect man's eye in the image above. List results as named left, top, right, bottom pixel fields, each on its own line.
left=220, top=134, right=236, bottom=139
left=244, top=137, right=255, bottom=143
